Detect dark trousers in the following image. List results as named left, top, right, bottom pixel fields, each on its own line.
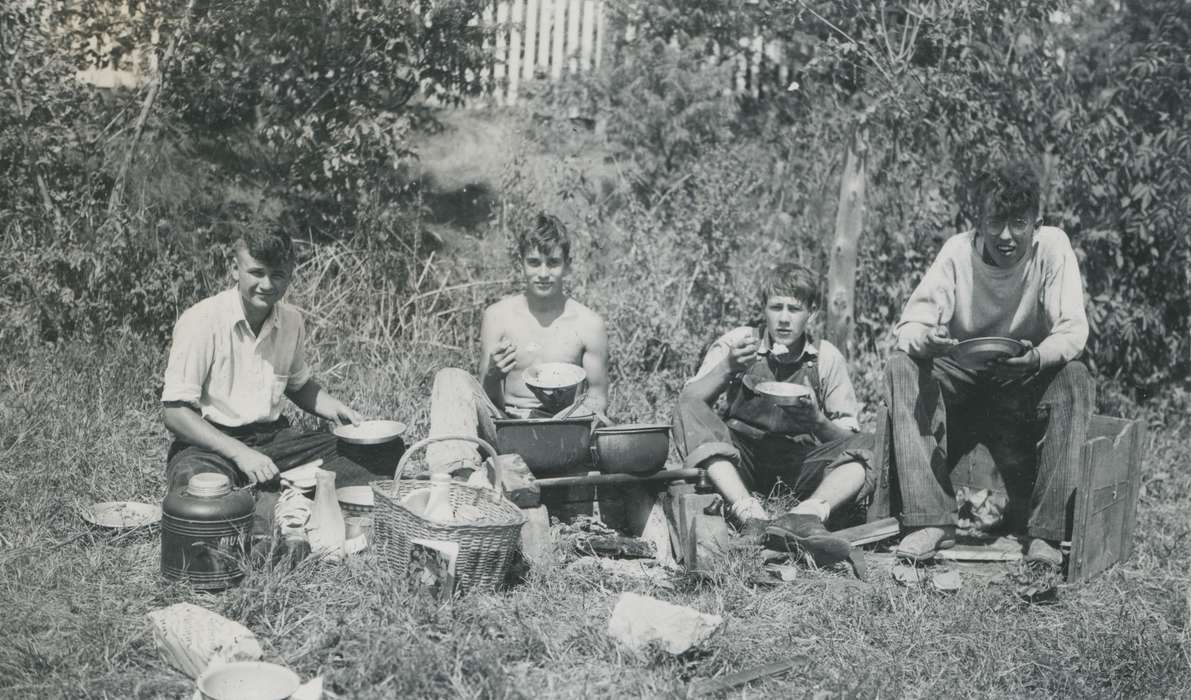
left=165, top=417, right=379, bottom=534
left=885, top=352, right=1094, bottom=541
left=671, top=392, right=876, bottom=514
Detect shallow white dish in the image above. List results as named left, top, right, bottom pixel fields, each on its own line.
left=196, top=660, right=300, bottom=700
left=753, top=381, right=812, bottom=399
left=333, top=419, right=407, bottom=446
left=81, top=501, right=161, bottom=529
left=279, top=460, right=322, bottom=490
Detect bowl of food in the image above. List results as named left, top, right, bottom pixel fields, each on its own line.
left=333, top=419, right=407, bottom=446
left=591, top=423, right=671, bottom=475
left=523, top=362, right=587, bottom=412
left=336, top=485, right=374, bottom=517
left=196, top=661, right=300, bottom=700
left=753, top=381, right=814, bottom=406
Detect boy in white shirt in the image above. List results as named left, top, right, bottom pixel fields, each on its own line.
left=161, top=225, right=370, bottom=530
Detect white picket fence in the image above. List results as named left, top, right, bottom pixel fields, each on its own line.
left=481, top=0, right=793, bottom=105
left=73, top=0, right=791, bottom=103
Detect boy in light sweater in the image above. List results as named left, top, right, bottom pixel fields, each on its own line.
left=886, top=159, right=1093, bottom=569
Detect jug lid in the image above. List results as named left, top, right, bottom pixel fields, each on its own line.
left=188, top=473, right=231, bottom=498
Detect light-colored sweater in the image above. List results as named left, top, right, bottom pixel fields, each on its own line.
left=895, top=227, right=1089, bottom=369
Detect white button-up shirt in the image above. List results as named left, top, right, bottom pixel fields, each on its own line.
left=161, top=288, right=312, bottom=426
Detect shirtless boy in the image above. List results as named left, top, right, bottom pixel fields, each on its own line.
left=427, top=213, right=609, bottom=472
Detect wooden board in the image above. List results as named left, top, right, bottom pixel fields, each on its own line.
left=1069, top=416, right=1142, bottom=583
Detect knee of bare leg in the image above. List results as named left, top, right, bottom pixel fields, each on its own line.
left=434, top=367, right=471, bottom=387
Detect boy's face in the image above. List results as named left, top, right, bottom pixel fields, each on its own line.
left=520, top=244, right=569, bottom=301
left=232, top=248, right=292, bottom=317
left=979, top=203, right=1037, bottom=267
left=763, top=294, right=814, bottom=349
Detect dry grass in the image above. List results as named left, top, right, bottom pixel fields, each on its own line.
left=1, top=298, right=1189, bottom=698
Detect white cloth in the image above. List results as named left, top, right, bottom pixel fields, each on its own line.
left=162, top=288, right=311, bottom=426
left=895, top=227, right=1089, bottom=369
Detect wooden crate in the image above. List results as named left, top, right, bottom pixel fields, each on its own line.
left=868, top=409, right=1145, bottom=582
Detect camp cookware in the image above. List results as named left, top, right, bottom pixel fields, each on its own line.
left=947, top=337, right=1026, bottom=372
left=591, top=423, right=671, bottom=475
left=81, top=501, right=162, bottom=529
left=196, top=660, right=300, bottom=700
left=161, top=473, right=254, bottom=590
left=523, top=362, right=587, bottom=412
left=333, top=419, right=407, bottom=446
left=493, top=415, right=596, bottom=476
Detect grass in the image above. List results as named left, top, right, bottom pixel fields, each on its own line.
left=1, top=301, right=1189, bottom=698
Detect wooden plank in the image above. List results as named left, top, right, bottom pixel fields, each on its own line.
left=688, top=657, right=808, bottom=697
left=1070, top=436, right=1109, bottom=583
left=676, top=493, right=732, bottom=570
left=834, top=516, right=899, bottom=546
left=507, top=0, right=522, bottom=103
left=494, top=1, right=509, bottom=104
left=936, top=545, right=1022, bottom=562
left=550, top=0, right=566, bottom=80
left=592, top=0, right=605, bottom=69
left=535, top=468, right=702, bottom=489
left=566, top=0, right=582, bottom=75
left=1122, top=419, right=1145, bottom=560
left=579, top=0, right=596, bottom=72
left=522, top=0, right=539, bottom=81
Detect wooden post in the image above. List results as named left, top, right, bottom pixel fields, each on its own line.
left=550, top=0, right=567, bottom=80
left=507, top=0, right=522, bottom=103
left=825, top=127, right=868, bottom=357
left=495, top=1, right=509, bottom=105
left=522, top=0, right=539, bottom=81
left=579, top=0, right=596, bottom=72
left=566, top=0, right=582, bottom=75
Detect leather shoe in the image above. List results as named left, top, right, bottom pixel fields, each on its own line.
left=1024, top=538, right=1063, bottom=570
left=763, top=513, right=852, bottom=567
left=894, top=526, right=956, bottom=562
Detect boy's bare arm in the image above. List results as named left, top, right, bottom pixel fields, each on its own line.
left=578, top=314, right=609, bottom=413
left=162, top=402, right=279, bottom=484
left=478, top=304, right=513, bottom=410
left=285, top=380, right=362, bottom=426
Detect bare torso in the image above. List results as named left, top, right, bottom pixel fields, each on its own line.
left=482, top=294, right=601, bottom=413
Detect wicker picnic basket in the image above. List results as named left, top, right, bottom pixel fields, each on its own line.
left=370, top=434, right=526, bottom=593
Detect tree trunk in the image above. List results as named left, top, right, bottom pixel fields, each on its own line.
left=824, top=127, right=867, bottom=358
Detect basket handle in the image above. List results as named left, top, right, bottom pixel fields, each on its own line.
left=394, top=433, right=501, bottom=483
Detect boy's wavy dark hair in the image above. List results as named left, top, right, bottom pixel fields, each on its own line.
left=515, top=212, right=572, bottom=262
left=234, top=223, right=296, bottom=269
left=757, top=262, right=822, bottom=309
left=977, top=159, right=1042, bottom=222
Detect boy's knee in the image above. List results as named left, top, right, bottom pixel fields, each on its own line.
left=1046, top=360, right=1094, bottom=408
left=434, top=367, right=472, bottom=386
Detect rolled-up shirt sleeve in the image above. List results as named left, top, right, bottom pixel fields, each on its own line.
left=161, top=307, right=213, bottom=406
left=687, top=327, right=754, bottom=384
left=286, top=314, right=313, bottom=391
